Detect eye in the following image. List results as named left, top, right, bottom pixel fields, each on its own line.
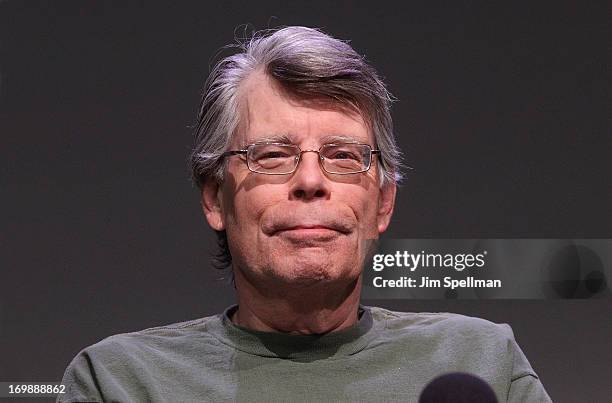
left=328, top=149, right=360, bottom=161
left=259, top=151, right=291, bottom=159
left=250, top=144, right=296, bottom=161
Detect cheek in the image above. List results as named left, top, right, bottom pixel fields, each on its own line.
left=228, top=188, right=276, bottom=230
left=362, top=205, right=380, bottom=237
left=364, top=192, right=383, bottom=234
left=344, top=188, right=380, bottom=237
left=220, top=167, right=262, bottom=228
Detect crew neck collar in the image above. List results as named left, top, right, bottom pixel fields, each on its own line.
left=207, top=305, right=377, bottom=361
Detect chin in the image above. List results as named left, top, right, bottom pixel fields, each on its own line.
left=269, top=255, right=356, bottom=286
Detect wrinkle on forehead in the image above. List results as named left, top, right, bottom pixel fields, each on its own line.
left=246, top=134, right=371, bottom=148
left=234, top=70, right=372, bottom=147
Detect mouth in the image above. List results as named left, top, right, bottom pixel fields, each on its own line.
left=261, top=208, right=354, bottom=241
left=274, top=225, right=348, bottom=242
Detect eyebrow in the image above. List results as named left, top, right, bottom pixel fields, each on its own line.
left=246, top=134, right=368, bottom=146
left=247, top=134, right=294, bottom=145
left=320, top=135, right=368, bottom=144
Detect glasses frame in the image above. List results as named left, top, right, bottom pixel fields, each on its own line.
left=222, top=142, right=381, bottom=175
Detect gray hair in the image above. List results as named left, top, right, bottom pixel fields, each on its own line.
left=190, top=26, right=403, bottom=270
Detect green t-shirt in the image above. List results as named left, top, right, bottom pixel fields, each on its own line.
left=59, top=306, right=552, bottom=402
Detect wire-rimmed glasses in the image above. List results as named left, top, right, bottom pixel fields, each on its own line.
left=222, top=143, right=380, bottom=175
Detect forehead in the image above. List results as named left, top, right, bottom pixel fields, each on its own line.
left=235, top=72, right=372, bottom=146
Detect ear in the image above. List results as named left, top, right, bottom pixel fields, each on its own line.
left=377, top=181, right=397, bottom=234
left=201, top=179, right=225, bottom=231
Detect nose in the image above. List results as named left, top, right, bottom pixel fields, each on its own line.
left=289, top=150, right=331, bottom=200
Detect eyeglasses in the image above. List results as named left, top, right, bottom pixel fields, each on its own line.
left=222, top=142, right=381, bottom=175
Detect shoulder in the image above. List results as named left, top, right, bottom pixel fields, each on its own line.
left=80, top=315, right=220, bottom=361
left=63, top=314, right=223, bottom=378
left=367, top=305, right=513, bottom=338
left=364, top=308, right=551, bottom=402
left=59, top=315, right=223, bottom=402
left=364, top=306, right=539, bottom=382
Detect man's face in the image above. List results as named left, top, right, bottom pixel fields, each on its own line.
left=202, top=72, right=396, bottom=291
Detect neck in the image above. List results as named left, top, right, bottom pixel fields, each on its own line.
left=232, top=270, right=362, bottom=335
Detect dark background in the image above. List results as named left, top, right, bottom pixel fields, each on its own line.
left=1, top=1, right=610, bottom=401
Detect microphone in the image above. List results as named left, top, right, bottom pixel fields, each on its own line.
left=419, top=372, right=498, bottom=403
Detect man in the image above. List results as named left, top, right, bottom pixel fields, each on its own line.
left=60, top=26, right=551, bottom=402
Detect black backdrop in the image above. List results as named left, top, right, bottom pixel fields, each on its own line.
left=1, top=1, right=610, bottom=401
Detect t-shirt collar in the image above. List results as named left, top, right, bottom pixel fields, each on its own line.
left=208, top=305, right=377, bottom=361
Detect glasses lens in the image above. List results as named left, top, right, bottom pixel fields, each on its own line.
left=320, top=144, right=371, bottom=174
left=247, top=144, right=299, bottom=174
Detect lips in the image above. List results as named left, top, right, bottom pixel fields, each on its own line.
left=276, top=225, right=344, bottom=238
left=273, top=226, right=346, bottom=244
left=282, top=225, right=339, bottom=231
left=261, top=209, right=354, bottom=237
left=273, top=223, right=348, bottom=235
left=268, top=223, right=351, bottom=237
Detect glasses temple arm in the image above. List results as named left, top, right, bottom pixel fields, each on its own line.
left=222, top=150, right=248, bottom=157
